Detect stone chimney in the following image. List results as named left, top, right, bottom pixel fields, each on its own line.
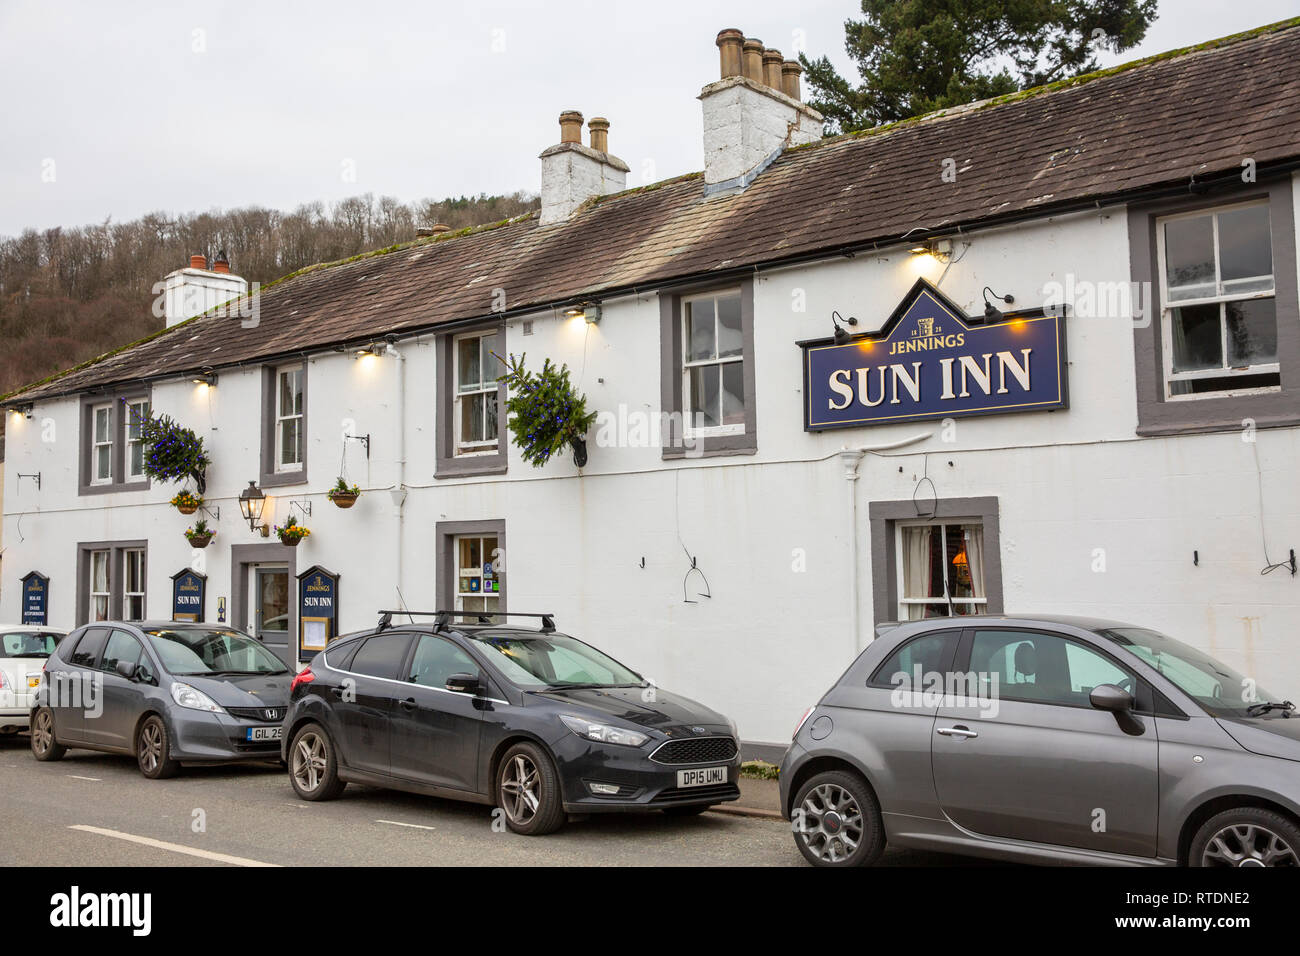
left=162, top=252, right=248, bottom=328
left=539, top=110, right=630, bottom=225
left=700, top=28, right=823, bottom=195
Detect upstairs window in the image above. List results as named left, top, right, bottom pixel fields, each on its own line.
left=1158, top=202, right=1277, bottom=398
left=454, top=332, right=499, bottom=456
left=683, top=290, right=745, bottom=436
left=91, top=404, right=113, bottom=484
left=276, top=365, right=304, bottom=472
left=125, top=399, right=150, bottom=481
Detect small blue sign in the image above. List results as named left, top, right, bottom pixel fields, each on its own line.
left=171, top=569, right=207, bottom=623
left=21, top=572, right=49, bottom=626
left=801, top=279, right=1068, bottom=431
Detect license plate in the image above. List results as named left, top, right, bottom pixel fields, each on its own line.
left=676, top=766, right=727, bottom=788
left=246, top=726, right=282, bottom=742
left=27, top=676, right=40, bottom=688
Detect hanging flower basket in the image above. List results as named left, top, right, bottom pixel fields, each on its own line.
left=184, top=520, right=215, bottom=549
left=139, top=410, right=211, bottom=494
left=327, top=478, right=361, bottom=509
left=494, top=352, right=598, bottom=469
left=275, top=515, right=311, bottom=547
left=171, top=490, right=203, bottom=515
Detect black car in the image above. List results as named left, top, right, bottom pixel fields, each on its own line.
left=282, top=611, right=741, bottom=834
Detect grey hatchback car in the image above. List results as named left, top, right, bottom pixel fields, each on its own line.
left=31, top=622, right=292, bottom=778
left=782, top=615, right=1300, bottom=867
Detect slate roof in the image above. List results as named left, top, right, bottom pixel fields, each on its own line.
left=9, top=18, right=1300, bottom=403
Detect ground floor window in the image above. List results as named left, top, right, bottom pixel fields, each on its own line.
left=456, top=534, right=500, bottom=613
left=90, top=551, right=110, bottom=621
left=78, top=541, right=148, bottom=625
left=124, top=549, right=146, bottom=621
left=896, top=520, right=987, bottom=620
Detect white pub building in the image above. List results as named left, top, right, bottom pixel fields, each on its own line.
left=4, top=22, right=1300, bottom=752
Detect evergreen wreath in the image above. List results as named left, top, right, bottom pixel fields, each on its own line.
left=494, top=352, right=598, bottom=468
left=136, top=406, right=211, bottom=492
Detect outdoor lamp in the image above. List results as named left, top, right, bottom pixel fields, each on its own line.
left=239, top=480, right=267, bottom=532
left=831, top=310, right=858, bottom=345
left=983, top=286, right=1015, bottom=323
left=564, top=302, right=601, bottom=324
left=192, top=368, right=218, bottom=387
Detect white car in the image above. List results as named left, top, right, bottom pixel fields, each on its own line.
left=0, top=626, right=67, bottom=734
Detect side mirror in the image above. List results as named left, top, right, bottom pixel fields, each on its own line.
left=445, top=672, right=482, bottom=696
left=1090, top=683, right=1134, bottom=713
left=134, top=663, right=156, bottom=685
left=115, top=660, right=137, bottom=681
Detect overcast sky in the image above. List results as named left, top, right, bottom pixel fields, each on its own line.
left=1, top=0, right=1294, bottom=237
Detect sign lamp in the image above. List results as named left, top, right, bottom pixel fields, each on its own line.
left=239, top=481, right=267, bottom=533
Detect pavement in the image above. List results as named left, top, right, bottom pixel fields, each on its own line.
left=0, top=735, right=989, bottom=867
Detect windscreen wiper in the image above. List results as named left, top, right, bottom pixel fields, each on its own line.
left=1246, top=700, right=1296, bottom=716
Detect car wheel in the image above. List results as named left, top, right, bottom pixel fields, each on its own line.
left=288, top=723, right=346, bottom=801
left=30, top=708, right=66, bottom=762
left=663, top=804, right=713, bottom=816
left=136, top=715, right=181, bottom=779
left=496, top=742, right=565, bottom=835
left=792, top=770, right=885, bottom=867
left=1190, top=807, right=1300, bottom=867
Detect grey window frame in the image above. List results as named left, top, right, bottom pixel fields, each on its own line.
left=435, top=319, right=508, bottom=478
left=869, top=496, right=1003, bottom=626
left=78, top=390, right=151, bottom=496
left=76, top=540, right=148, bottom=626
left=435, top=519, right=506, bottom=612
left=1128, top=178, right=1300, bottom=436
left=660, top=278, right=757, bottom=458
left=260, top=362, right=308, bottom=488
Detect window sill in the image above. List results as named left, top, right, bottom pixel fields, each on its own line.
left=436, top=453, right=508, bottom=479
left=78, top=478, right=152, bottom=497
left=260, top=470, right=308, bottom=488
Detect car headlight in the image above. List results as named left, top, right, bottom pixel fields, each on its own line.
left=560, top=714, right=648, bottom=748
left=170, top=682, right=223, bottom=713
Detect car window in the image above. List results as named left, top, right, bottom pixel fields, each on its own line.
left=144, top=627, right=288, bottom=676
left=469, top=631, right=641, bottom=688
left=68, top=628, right=109, bottom=669
left=409, top=635, right=479, bottom=689
left=869, top=631, right=960, bottom=688
left=971, top=630, right=1131, bottom=707
left=0, top=631, right=61, bottom=658
left=101, top=629, right=144, bottom=674
left=350, top=634, right=413, bottom=680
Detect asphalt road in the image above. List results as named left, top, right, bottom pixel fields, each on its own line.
left=0, top=734, right=985, bottom=867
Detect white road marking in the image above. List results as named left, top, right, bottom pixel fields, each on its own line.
left=376, top=819, right=437, bottom=831
left=68, top=825, right=280, bottom=867
left=66, top=774, right=101, bottom=781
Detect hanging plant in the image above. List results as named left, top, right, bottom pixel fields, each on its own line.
left=184, top=518, right=215, bottom=549
left=327, top=477, right=361, bottom=509
left=139, top=409, right=211, bottom=493
left=275, top=515, right=312, bottom=547
left=171, top=490, right=203, bottom=515
left=494, top=352, right=598, bottom=468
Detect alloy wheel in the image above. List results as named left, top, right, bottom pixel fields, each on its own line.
left=293, top=731, right=328, bottom=794
left=32, top=710, right=53, bottom=756
left=1202, top=823, right=1299, bottom=867
left=500, top=754, right=541, bottom=824
left=798, top=782, right=865, bottom=863
left=138, top=722, right=163, bottom=774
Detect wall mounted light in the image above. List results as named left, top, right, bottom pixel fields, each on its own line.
left=982, top=286, right=1015, bottom=323
left=831, top=310, right=859, bottom=345
left=565, top=302, right=602, bottom=324
left=192, top=368, right=218, bottom=387
left=908, top=238, right=953, bottom=260
left=8, top=403, right=33, bottom=419
left=238, top=480, right=268, bottom=535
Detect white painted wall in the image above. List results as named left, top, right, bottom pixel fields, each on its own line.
left=4, top=200, right=1298, bottom=745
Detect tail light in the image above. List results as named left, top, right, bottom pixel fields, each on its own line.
left=290, top=667, right=315, bottom=694
left=792, top=705, right=815, bottom=740
left=0, top=671, right=8, bottom=691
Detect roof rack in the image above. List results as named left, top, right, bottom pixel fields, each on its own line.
left=376, top=609, right=556, bottom=633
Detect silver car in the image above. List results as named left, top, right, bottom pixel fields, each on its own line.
left=781, top=615, right=1300, bottom=867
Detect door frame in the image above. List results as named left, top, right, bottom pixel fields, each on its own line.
left=230, top=543, right=297, bottom=648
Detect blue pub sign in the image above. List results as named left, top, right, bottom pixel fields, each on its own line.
left=297, top=566, right=340, bottom=662
left=801, top=279, right=1068, bottom=431
left=21, top=572, right=49, bottom=626
left=171, top=569, right=207, bottom=623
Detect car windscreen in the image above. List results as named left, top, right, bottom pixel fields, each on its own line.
left=0, top=631, right=61, bottom=658
left=143, top=627, right=289, bottom=676
left=1098, top=626, right=1277, bottom=717
left=469, top=632, right=642, bottom=689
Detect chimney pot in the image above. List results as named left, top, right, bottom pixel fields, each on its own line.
left=716, top=28, right=743, bottom=78
left=781, top=59, right=804, bottom=101
left=742, top=38, right=764, bottom=83
left=431, top=222, right=451, bottom=234
left=762, top=48, right=784, bottom=90
left=190, top=254, right=207, bottom=270
left=588, top=117, right=610, bottom=153
left=558, top=110, right=584, bottom=144
left=212, top=249, right=230, bottom=274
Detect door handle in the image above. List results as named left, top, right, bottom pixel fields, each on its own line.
left=399, top=698, right=417, bottom=712
left=936, top=725, right=978, bottom=739
left=330, top=686, right=345, bottom=698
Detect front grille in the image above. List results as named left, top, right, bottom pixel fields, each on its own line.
left=654, top=783, right=740, bottom=805
left=649, top=736, right=738, bottom=765
left=226, top=706, right=286, bottom=722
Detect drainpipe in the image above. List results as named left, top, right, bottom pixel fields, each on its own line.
left=385, top=341, right=408, bottom=609
left=837, top=430, right=935, bottom=655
